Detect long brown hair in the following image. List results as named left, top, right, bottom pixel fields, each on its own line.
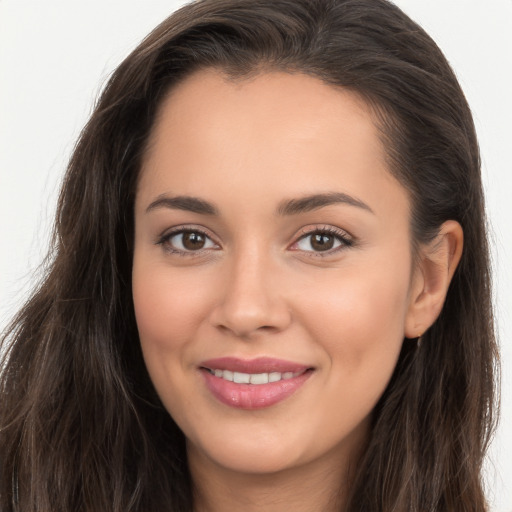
left=0, top=0, right=498, bottom=510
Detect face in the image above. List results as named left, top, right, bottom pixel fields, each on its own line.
left=132, top=69, right=420, bottom=477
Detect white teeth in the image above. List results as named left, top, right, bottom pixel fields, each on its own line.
left=209, top=369, right=303, bottom=384
left=268, top=372, right=281, bottom=383
left=250, top=373, right=269, bottom=385
left=233, top=372, right=250, bottom=384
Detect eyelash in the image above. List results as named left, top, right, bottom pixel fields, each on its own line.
left=156, top=225, right=355, bottom=257
left=156, top=226, right=219, bottom=257
left=291, top=226, right=355, bottom=257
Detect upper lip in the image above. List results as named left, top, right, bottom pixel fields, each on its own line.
left=200, top=357, right=312, bottom=374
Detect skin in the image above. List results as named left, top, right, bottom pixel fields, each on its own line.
left=132, top=69, right=463, bottom=512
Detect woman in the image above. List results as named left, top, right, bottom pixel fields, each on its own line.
left=0, top=0, right=499, bottom=510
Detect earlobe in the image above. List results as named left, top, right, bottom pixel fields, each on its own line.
left=404, top=220, right=463, bottom=339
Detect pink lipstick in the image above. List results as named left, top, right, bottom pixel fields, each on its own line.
left=199, top=357, right=313, bottom=409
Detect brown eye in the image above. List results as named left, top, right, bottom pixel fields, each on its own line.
left=294, top=229, right=351, bottom=254
left=310, top=233, right=335, bottom=251
left=182, top=232, right=206, bottom=250
left=164, top=230, right=218, bottom=253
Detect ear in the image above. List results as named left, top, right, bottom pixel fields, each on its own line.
left=404, top=220, right=463, bottom=338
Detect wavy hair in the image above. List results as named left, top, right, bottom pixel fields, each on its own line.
left=0, top=0, right=498, bottom=510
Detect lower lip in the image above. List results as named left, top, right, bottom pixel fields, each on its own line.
left=201, top=370, right=312, bottom=410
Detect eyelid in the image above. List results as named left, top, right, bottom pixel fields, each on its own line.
left=288, top=225, right=355, bottom=256
left=155, top=223, right=355, bottom=257
left=155, top=224, right=221, bottom=255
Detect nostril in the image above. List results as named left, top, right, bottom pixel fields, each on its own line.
left=215, top=323, right=277, bottom=338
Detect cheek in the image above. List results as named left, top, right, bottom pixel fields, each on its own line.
left=300, top=261, right=411, bottom=387
left=132, top=262, right=213, bottom=349
left=309, top=269, right=410, bottom=439
left=131, top=262, right=211, bottom=418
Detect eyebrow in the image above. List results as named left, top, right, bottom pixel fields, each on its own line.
left=145, top=191, right=373, bottom=217
left=145, top=195, right=218, bottom=215
left=277, top=192, right=374, bottom=216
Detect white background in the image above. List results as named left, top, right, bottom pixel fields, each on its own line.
left=1, top=1, right=511, bottom=509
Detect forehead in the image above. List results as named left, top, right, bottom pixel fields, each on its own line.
left=145, top=68, right=381, bottom=164
left=138, top=69, right=409, bottom=222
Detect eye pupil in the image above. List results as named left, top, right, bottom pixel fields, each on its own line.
left=183, top=232, right=205, bottom=250
left=311, top=233, right=334, bottom=251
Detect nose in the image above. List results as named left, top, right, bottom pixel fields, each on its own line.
left=210, top=250, right=292, bottom=338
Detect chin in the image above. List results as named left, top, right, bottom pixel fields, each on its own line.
left=184, top=415, right=368, bottom=478
left=190, top=439, right=306, bottom=475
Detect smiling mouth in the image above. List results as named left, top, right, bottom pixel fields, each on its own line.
left=199, top=357, right=314, bottom=409
left=202, top=368, right=307, bottom=385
